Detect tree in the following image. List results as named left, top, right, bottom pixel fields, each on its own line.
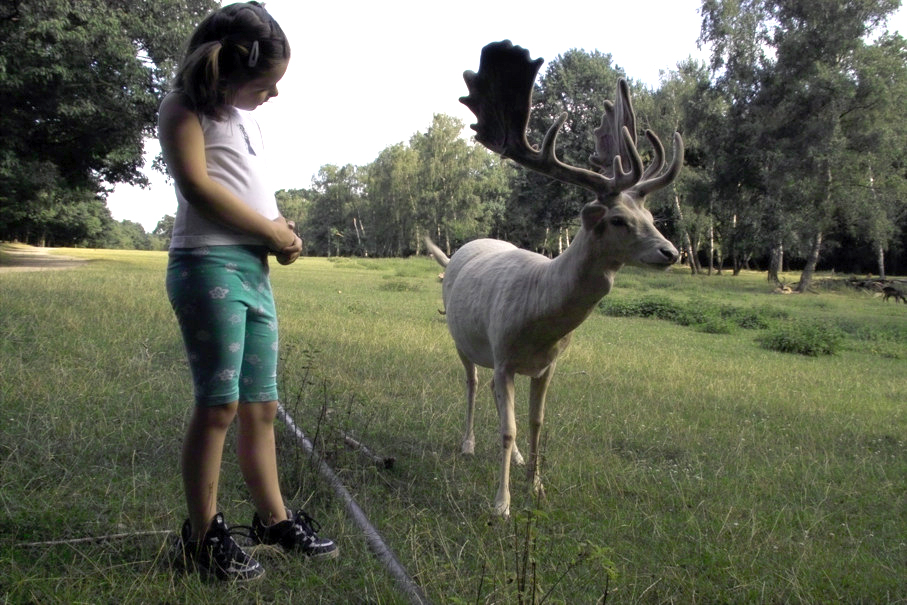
left=276, top=189, right=311, bottom=233
left=304, top=165, right=364, bottom=256
left=758, top=0, right=901, bottom=291
left=646, top=59, right=727, bottom=274
left=0, top=0, right=218, bottom=245
left=30, top=189, right=114, bottom=247
left=105, top=220, right=153, bottom=250
left=700, top=0, right=905, bottom=285
left=152, top=214, right=174, bottom=249
left=837, top=33, right=907, bottom=277
left=364, top=143, right=421, bottom=256
left=411, top=114, right=485, bottom=254
left=700, top=0, right=783, bottom=279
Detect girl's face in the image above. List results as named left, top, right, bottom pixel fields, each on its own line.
left=231, top=59, right=289, bottom=111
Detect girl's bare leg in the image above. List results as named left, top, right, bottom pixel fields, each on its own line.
left=182, top=402, right=238, bottom=539
left=237, top=400, right=288, bottom=525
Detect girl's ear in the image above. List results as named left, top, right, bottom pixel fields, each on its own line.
left=581, top=202, right=608, bottom=230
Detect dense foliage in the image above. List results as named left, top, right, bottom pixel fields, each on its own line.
left=0, top=0, right=217, bottom=247
left=2, top=0, right=906, bottom=276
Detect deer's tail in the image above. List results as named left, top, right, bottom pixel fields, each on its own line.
left=424, top=237, right=449, bottom=268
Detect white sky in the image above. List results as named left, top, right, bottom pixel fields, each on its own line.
left=106, top=0, right=907, bottom=231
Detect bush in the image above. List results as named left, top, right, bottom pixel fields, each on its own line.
left=694, top=315, right=736, bottom=334
left=599, top=295, right=686, bottom=322
left=758, top=320, right=844, bottom=356
left=378, top=279, right=421, bottom=292
left=598, top=296, right=787, bottom=333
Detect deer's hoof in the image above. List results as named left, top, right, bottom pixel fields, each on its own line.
left=531, top=475, right=546, bottom=499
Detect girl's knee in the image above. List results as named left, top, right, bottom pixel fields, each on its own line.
left=238, top=399, right=278, bottom=424
left=192, top=401, right=239, bottom=431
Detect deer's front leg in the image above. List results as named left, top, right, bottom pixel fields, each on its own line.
left=527, top=362, right=556, bottom=500
left=458, top=351, right=478, bottom=455
left=489, top=376, right=524, bottom=466
left=492, top=366, right=516, bottom=517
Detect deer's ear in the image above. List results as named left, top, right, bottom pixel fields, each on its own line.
left=581, top=202, right=608, bottom=230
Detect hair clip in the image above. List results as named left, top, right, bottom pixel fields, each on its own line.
left=248, top=40, right=260, bottom=68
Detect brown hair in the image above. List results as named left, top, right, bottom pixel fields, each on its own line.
left=174, top=2, right=289, bottom=118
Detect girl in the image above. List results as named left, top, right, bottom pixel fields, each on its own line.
left=160, top=1, right=337, bottom=581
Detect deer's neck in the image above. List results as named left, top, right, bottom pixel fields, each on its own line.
left=536, top=228, right=620, bottom=326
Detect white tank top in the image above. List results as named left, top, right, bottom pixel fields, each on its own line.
left=170, top=107, right=280, bottom=249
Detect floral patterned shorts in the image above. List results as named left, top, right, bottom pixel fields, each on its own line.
left=166, top=245, right=279, bottom=407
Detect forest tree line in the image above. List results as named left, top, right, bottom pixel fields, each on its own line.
left=3, top=0, right=906, bottom=285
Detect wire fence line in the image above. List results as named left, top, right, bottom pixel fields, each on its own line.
left=277, top=402, right=432, bottom=605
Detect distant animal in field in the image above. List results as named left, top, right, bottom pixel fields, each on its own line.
left=426, top=40, right=683, bottom=517
left=882, top=286, right=905, bottom=303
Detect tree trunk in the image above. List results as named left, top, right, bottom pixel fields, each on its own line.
left=352, top=217, right=363, bottom=255
left=768, top=240, right=783, bottom=285
left=796, top=231, right=822, bottom=293
left=867, top=163, right=886, bottom=279
left=691, top=233, right=703, bottom=274
left=797, top=166, right=833, bottom=293
left=707, top=217, right=715, bottom=275
left=876, top=243, right=886, bottom=279
left=672, top=191, right=696, bottom=274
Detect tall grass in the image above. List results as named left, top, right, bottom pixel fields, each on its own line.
left=1, top=248, right=905, bottom=603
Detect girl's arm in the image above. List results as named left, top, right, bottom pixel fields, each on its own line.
left=158, top=93, right=295, bottom=251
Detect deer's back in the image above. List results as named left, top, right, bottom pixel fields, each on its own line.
left=442, top=239, right=557, bottom=370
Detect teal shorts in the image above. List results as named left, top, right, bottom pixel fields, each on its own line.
left=166, top=245, right=279, bottom=407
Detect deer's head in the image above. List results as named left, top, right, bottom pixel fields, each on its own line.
left=460, top=40, right=682, bottom=268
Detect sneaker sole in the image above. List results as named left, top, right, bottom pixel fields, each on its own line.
left=307, top=546, right=340, bottom=561
left=171, top=543, right=266, bottom=582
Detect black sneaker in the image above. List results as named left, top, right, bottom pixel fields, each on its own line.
left=173, top=512, right=265, bottom=581
left=251, top=508, right=339, bottom=560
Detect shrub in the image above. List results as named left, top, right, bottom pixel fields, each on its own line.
left=599, top=296, right=786, bottom=333
left=378, top=279, right=421, bottom=292
left=599, top=295, right=686, bottom=322
left=694, top=315, right=736, bottom=334
left=758, top=320, right=844, bottom=356
left=730, top=306, right=774, bottom=329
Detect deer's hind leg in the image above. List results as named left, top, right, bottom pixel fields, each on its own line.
left=458, top=350, right=478, bottom=456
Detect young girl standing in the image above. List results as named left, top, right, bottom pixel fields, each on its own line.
left=160, top=1, right=337, bottom=581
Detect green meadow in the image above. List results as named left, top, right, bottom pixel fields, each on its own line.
left=1, top=246, right=905, bottom=604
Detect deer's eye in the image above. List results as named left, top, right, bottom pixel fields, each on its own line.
left=609, top=216, right=628, bottom=228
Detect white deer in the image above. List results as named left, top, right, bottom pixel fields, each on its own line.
left=425, top=41, right=684, bottom=517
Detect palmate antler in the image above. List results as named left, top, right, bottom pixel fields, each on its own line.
left=460, top=40, right=683, bottom=205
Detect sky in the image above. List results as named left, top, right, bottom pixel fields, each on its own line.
left=105, top=0, right=907, bottom=232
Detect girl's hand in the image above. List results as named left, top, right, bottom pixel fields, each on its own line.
left=275, top=220, right=302, bottom=265
left=276, top=235, right=302, bottom=265
left=269, top=216, right=297, bottom=251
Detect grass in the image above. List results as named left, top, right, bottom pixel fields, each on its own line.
left=1, top=246, right=905, bottom=603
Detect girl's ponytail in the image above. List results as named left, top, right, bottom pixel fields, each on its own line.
left=178, top=40, right=224, bottom=115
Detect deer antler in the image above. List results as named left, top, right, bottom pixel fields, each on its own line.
left=633, top=130, right=683, bottom=199
left=461, top=40, right=683, bottom=205
left=460, top=40, right=640, bottom=201
left=589, top=77, right=684, bottom=202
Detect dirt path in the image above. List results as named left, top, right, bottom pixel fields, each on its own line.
left=0, top=245, right=88, bottom=273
